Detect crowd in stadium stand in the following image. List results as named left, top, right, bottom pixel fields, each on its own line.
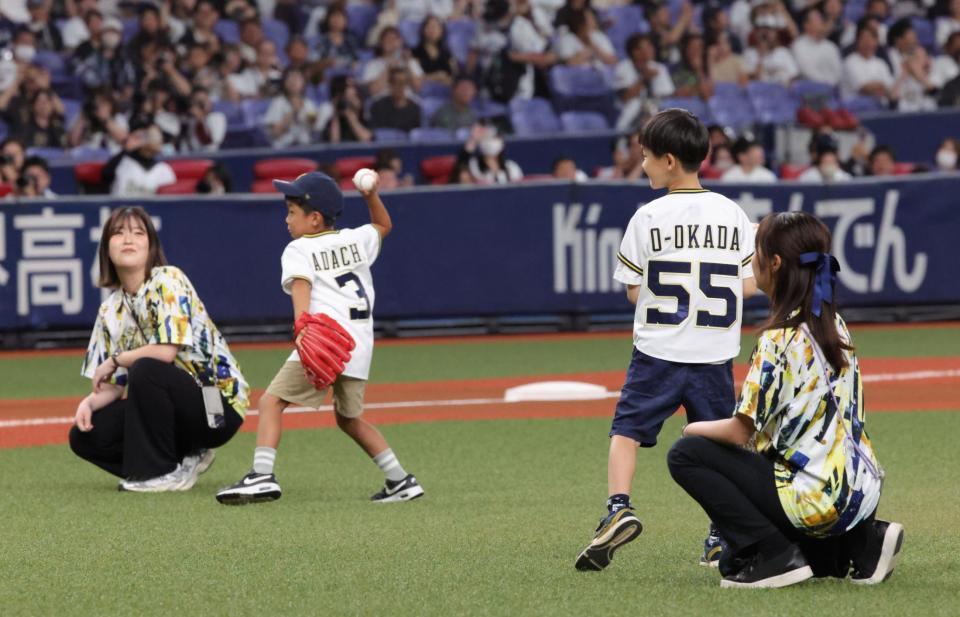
left=0, top=0, right=957, bottom=196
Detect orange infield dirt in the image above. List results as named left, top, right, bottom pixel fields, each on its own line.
left=1, top=357, right=958, bottom=449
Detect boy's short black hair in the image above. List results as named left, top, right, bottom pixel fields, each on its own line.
left=887, top=18, right=913, bottom=47
left=639, top=108, right=709, bottom=172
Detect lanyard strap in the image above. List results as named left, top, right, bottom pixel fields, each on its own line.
left=799, top=323, right=884, bottom=483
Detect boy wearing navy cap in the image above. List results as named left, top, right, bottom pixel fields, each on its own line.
left=216, top=171, right=424, bottom=504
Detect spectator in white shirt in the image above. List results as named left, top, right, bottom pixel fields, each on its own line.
left=931, top=31, right=960, bottom=88
left=360, top=26, right=424, bottom=99
left=888, top=18, right=938, bottom=111
left=228, top=39, right=282, bottom=100
left=792, top=7, right=843, bottom=85
left=552, top=155, right=589, bottom=182
left=263, top=68, right=331, bottom=148
left=743, top=22, right=800, bottom=85
left=180, top=87, right=227, bottom=152
left=841, top=25, right=895, bottom=102
left=614, top=33, right=674, bottom=130
left=842, top=0, right=889, bottom=48
left=62, top=0, right=97, bottom=50
left=108, top=125, right=176, bottom=196
left=936, top=0, right=960, bottom=48
left=396, top=0, right=458, bottom=23
left=508, top=0, right=556, bottom=99
left=798, top=148, right=851, bottom=183
left=555, top=8, right=617, bottom=67
left=722, top=137, right=778, bottom=183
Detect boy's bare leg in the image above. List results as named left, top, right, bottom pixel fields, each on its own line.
left=608, top=435, right=639, bottom=496
left=335, top=413, right=389, bottom=457
left=256, top=392, right=287, bottom=450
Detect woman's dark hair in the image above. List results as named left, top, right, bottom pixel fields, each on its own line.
left=321, top=2, right=347, bottom=34
left=639, top=108, right=710, bottom=172
left=755, top=212, right=852, bottom=370
left=281, top=66, right=306, bottom=96
left=329, top=74, right=351, bottom=99
left=419, top=15, right=447, bottom=45
left=375, top=26, right=402, bottom=57
left=97, top=207, right=167, bottom=289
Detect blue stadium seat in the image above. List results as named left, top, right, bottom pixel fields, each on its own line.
left=842, top=95, right=885, bottom=113
left=374, top=128, right=409, bottom=142
left=420, top=96, right=448, bottom=125
left=746, top=81, right=797, bottom=124
left=559, top=111, right=610, bottom=132
left=214, top=100, right=247, bottom=127
left=62, top=98, right=82, bottom=128
left=708, top=89, right=756, bottom=131
left=121, top=17, right=139, bottom=44
left=446, top=19, right=477, bottom=66
left=844, top=0, right=867, bottom=23
left=70, top=146, right=111, bottom=161
left=472, top=98, right=509, bottom=119
left=790, top=79, right=838, bottom=109
left=214, top=19, right=240, bottom=44
left=33, top=50, right=66, bottom=77
left=410, top=127, right=454, bottom=142
left=510, top=98, right=561, bottom=136
left=346, top=3, right=379, bottom=42
left=242, top=98, right=273, bottom=127
left=549, top=65, right=615, bottom=119
left=420, top=81, right=452, bottom=99
left=398, top=19, right=421, bottom=48
left=306, top=83, right=330, bottom=105
left=263, top=18, right=290, bottom=51
left=26, top=146, right=70, bottom=162
left=601, top=5, right=648, bottom=59
left=660, top=97, right=714, bottom=124
left=911, top=17, right=935, bottom=52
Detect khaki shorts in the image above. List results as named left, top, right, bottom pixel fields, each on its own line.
left=265, top=361, right=366, bottom=418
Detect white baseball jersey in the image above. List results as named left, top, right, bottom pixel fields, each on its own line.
left=614, top=189, right=755, bottom=364
left=281, top=225, right=381, bottom=380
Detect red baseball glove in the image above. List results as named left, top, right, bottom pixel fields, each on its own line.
left=294, top=312, right=356, bottom=389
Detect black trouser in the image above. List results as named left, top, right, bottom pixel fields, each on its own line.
left=69, top=358, right=243, bottom=480
left=667, top=436, right=874, bottom=577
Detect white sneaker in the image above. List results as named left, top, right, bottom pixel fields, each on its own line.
left=119, top=465, right=192, bottom=493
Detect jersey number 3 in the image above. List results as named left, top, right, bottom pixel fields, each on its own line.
left=335, top=273, right=371, bottom=320
left=645, top=260, right=739, bottom=328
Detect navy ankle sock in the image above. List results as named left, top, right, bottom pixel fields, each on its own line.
left=607, top=493, right=632, bottom=512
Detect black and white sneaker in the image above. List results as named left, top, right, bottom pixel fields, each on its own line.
left=575, top=508, right=643, bottom=571
left=370, top=474, right=424, bottom=502
left=720, top=544, right=814, bottom=589
left=215, top=471, right=282, bottom=505
left=851, top=520, right=905, bottom=585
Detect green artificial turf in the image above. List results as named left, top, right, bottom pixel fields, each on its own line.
left=1, top=324, right=958, bottom=400
left=0, top=411, right=956, bottom=616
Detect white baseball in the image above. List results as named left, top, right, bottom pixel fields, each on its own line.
left=353, top=168, right=378, bottom=192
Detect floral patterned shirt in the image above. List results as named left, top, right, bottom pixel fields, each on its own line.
left=735, top=314, right=882, bottom=536
left=81, top=266, right=250, bottom=417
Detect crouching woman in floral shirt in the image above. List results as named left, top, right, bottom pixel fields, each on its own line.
left=70, top=206, right=249, bottom=492
left=668, top=212, right=902, bottom=589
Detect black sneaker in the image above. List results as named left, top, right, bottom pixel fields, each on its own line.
left=575, top=508, right=643, bottom=571
left=371, top=474, right=424, bottom=502
left=215, top=471, right=282, bottom=505
left=720, top=544, right=814, bottom=588
left=851, top=520, right=905, bottom=585
left=700, top=523, right=725, bottom=567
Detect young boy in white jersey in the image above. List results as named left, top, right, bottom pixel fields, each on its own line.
left=575, top=109, right=757, bottom=571
left=216, top=171, right=424, bottom=504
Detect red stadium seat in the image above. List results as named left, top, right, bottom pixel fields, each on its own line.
left=253, top=157, right=318, bottom=180
left=339, top=177, right=358, bottom=191
left=156, top=179, right=199, bottom=194
left=252, top=178, right=280, bottom=193
left=335, top=156, right=375, bottom=180
left=780, top=163, right=808, bottom=180
left=893, top=162, right=915, bottom=175
left=420, top=155, right=456, bottom=184
left=167, top=158, right=215, bottom=180
left=75, top=161, right=105, bottom=187
left=700, top=165, right=724, bottom=180
left=0, top=183, right=11, bottom=197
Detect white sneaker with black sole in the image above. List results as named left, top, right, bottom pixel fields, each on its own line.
left=371, top=474, right=424, bottom=502
left=216, top=471, right=282, bottom=505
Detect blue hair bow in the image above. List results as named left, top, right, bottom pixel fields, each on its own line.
left=799, top=252, right=841, bottom=317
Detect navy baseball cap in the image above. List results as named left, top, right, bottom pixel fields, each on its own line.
left=274, top=172, right=343, bottom=220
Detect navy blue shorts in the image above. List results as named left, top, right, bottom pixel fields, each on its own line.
left=610, top=348, right=735, bottom=447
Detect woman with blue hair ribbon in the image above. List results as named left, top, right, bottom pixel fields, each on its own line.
left=668, top=211, right=903, bottom=589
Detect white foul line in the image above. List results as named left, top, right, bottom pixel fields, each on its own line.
left=2, top=368, right=958, bottom=430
